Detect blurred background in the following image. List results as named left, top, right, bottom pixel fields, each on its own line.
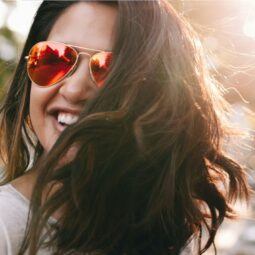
left=0, top=0, right=255, bottom=254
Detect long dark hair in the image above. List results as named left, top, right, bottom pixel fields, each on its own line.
left=0, top=1, right=249, bottom=254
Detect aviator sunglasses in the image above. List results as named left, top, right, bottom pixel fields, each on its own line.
left=25, top=41, right=113, bottom=88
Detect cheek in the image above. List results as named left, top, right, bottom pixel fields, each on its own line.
left=29, top=83, right=59, bottom=151
left=29, top=83, right=56, bottom=122
left=30, top=86, right=42, bottom=124
left=29, top=84, right=47, bottom=125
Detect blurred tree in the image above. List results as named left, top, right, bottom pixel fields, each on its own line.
left=0, top=0, right=19, bottom=99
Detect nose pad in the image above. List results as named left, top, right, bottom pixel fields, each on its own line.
left=58, top=58, right=97, bottom=103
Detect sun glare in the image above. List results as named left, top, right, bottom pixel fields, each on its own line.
left=0, top=1, right=8, bottom=28
left=6, top=0, right=42, bottom=38
left=243, top=10, right=255, bottom=38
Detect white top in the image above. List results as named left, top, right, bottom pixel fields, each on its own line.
left=0, top=184, right=55, bottom=255
left=0, top=183, right=194, bottom=255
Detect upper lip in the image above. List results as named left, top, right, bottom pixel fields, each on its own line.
left=48, top=106, right=82, bottom=116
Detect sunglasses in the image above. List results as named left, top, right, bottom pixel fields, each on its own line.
left=25, top=41, right=113, bottom=88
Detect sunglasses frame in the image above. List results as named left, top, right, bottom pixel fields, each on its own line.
left=24, top=40, right=112, bottom=87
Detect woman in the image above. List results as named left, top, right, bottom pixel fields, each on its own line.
left=0, top=1, right=249, bottom=254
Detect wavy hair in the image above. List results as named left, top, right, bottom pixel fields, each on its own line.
left=0, top=1, right=249, bottom=254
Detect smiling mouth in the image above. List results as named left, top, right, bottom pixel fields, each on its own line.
left=56, top=112, right=79, bottom=127
left=52, top=111, right=79, bottom=127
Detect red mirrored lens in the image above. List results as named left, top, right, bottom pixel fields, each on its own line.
left=90, top=52, right=112, bottom=88
left=27, top=42, right=77, bottom=86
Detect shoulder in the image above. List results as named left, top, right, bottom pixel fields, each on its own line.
left=0, top=216, right=13, bottom=254
left=0, top=183, right=29, bottom=221
left=0, top=184, right=29, bottom=254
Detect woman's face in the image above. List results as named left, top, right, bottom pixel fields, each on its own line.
left=29, top=2, right=117, bottom=152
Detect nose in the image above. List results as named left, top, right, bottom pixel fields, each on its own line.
left=58, top=57, right=98, bottom=104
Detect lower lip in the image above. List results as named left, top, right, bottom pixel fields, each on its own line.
left=51, top=115, right=67, bottom=133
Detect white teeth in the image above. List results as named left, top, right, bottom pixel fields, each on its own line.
left=57, top=112, right=79, bottom=125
